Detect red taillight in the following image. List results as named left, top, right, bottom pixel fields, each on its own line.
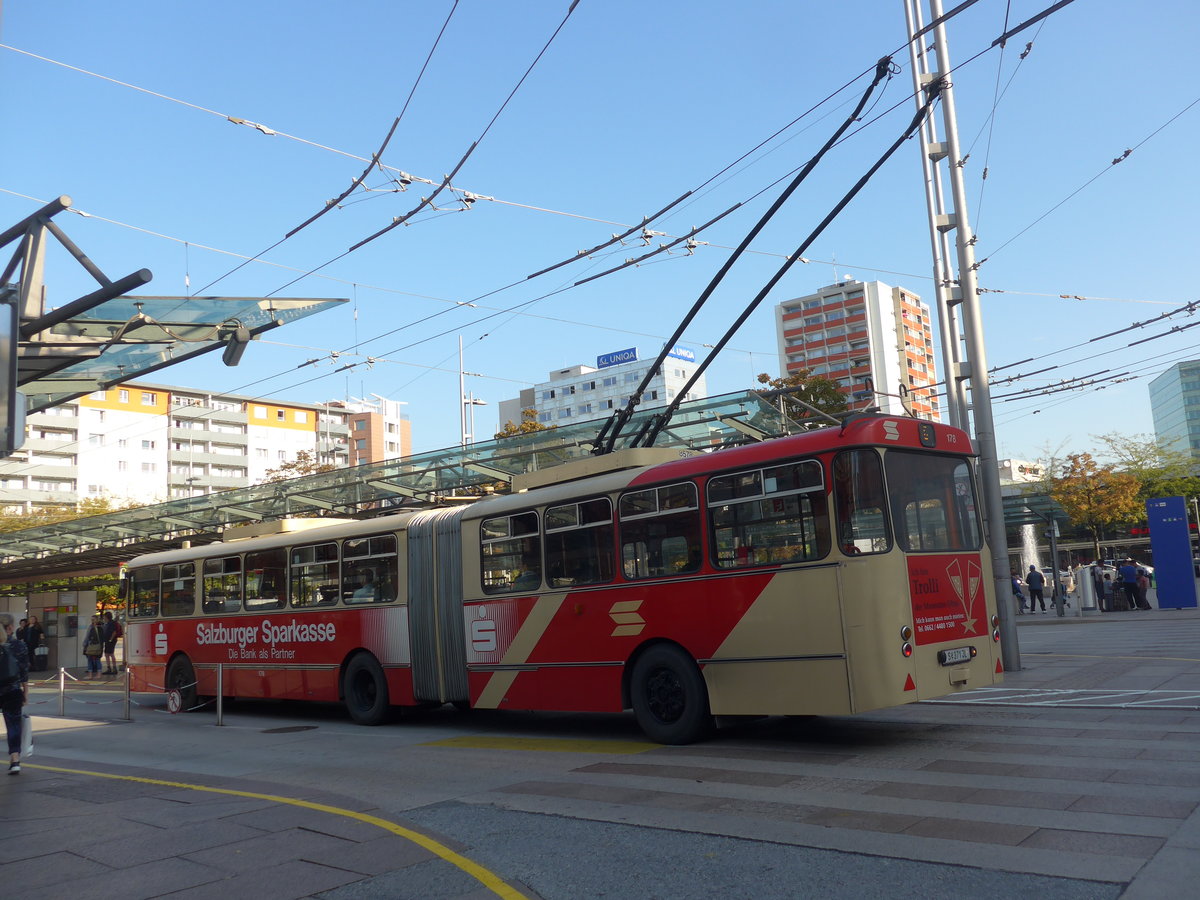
left=901, top=642, right=913, bottom=658
left=993, top=628, right=1001, bottom=642
left=991, top=614, right=1000, bottom=628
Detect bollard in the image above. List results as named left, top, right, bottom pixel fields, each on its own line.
left=215, top=663, right=224, bottom=726
left=58, top=667, right=66, bottom=717
left=123, top=669, right=131, bottom=721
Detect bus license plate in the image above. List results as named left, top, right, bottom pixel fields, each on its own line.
left=938, top=646, right=973, bottom=666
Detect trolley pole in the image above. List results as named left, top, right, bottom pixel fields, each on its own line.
left=904, top=0, right=1020, bottom=670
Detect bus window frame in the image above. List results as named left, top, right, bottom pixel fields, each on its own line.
left=202, top=555, right=243, bottom=614
left=129, top=565, right=161, bottom=619
left=618, top=481, right=702, bottom=580
left=342, top=533, right=399, bottom=605
left=832, top=449, right=892, bottom=556
left=707, top=458, right=831, bottom=568
left=884, top=450, right=983, bottom=552
left=481, top=510, right=542, bottom=594
left=161, top=562, right=196, bottom=617
left=544, top=497, right=615, bottom=588
left=244, top=547, right=288, bottom=610
left=290, top=541, right=341, bottom=608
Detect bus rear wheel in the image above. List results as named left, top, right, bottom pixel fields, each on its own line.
left=344, top=654, right=389, bottom=725
left=631, top=644, right=712, bottom=745
left=166, top=655, right=198, bottom=712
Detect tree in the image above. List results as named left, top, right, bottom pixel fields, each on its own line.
left=1050, top=452, right=1142, bottom=562
left=0, top=496, right=141, bottom=533
left=495, top=408, right=555, bottom=439
left=754, top=371, right=849, bottom=429
left=261, top=450, right=336, bottom=483
left=1092, top=432, right=1200, bottom=509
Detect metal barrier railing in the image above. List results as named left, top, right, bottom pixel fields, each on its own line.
left=27, top=662, right=228, bottom=725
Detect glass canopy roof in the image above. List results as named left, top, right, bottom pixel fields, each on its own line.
left=18, top=294, right=345, bottom=412
left=0, top=389, right=797, bottom=580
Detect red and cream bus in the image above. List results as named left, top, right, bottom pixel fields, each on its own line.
left=122, top=414, right=1002, bottom=744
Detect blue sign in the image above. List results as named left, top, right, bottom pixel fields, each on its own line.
left=1146, top=496, right=1197, bottom=609
left=666, top=345, right=695, bottom=362
left=597, top=347, right=638, bottom=369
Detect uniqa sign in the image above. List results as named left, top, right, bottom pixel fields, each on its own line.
left=597, top=347, right=638, bottom=368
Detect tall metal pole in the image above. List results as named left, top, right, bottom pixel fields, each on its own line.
left=907, top=0, right=1021, bottom=670
left=458, top=335, right=467, bottom=449
left=903, top=0, right=968, bottom=431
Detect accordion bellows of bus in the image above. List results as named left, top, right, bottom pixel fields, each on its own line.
left=122, top=414, right=1002, bottom=744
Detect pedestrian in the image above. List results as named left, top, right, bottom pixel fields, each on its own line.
left=82, top=615, right=104, bottom=679
left=2, top=620, right=30, bottom=774
left=101, top=611, right=119, bottom=675
left=1093, top=565, right=1107, bottom=612
left=1025, top=564, right=1047, bottom=612
left=15, top=619, right=28, bottom=645
left=1135, top=566, right=1152, bottom=610
left=1118, top=559, right=1140, bottom=611
left=1010, top=572, right=1026, bottom=615
left=25, top=615, right=45, bottom=671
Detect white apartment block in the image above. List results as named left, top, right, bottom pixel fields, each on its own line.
left=774, top=279, right=940, bottom=421
left=497, top=346, right=707, bottom=430
left=0, top=383, right=412, bottom=515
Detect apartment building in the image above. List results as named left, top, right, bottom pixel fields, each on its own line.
left=774, top=279, right=940, bottom=420
left=497, top=346, right=707, bottom=430
left=0, top=384, right=411, bottom=514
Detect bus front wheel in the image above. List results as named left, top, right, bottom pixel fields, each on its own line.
left=343, top=654, right=389, bottom=725
left=166, top=655, right=198, bottom=712
left=630, top=644, right=712, bottom=745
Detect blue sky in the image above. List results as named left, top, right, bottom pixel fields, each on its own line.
left=3, top=1, right=1198, bottom=461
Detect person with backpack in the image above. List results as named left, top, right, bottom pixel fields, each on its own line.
left=101, top=611, right=121, bottom=676
left=2, top=620, right=30, bottom=774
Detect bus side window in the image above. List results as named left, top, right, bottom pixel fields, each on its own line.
left=342, top=534, right=398, bottom=605
left=291, top=542, right=339, bottom=607
left=203, top=556, right=242, bottom=614
left=245, top=548, right=287, bottom=610
left=161, top=563, right=196, bottom=617
left=545, top=497, right=614, bottom=588
left=481, top=512, right=542, bottom=594
left=708, top=460, right=829, bottom=568
left=619, top=483, right=701, bottom=579
left=130, top=566, right=161, bottom=618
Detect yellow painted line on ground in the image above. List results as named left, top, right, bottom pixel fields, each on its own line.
left=424, top=735, right=659, bottom=754
left=27, top=763, right=528, bottom=900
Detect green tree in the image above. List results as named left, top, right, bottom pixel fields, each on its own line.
left=495, top=408, right=555, bottom=439
left=754, top=371, right=849, bottom=429
left=1093, top=433, right=1200, bottom=509
left=1050, top=452, right=1142, bottom=562
left=0, top=496, right=141, bottom=533
left=261, top=450, right=336, bottom=483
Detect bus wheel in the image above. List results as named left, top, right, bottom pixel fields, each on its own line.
left=630, top=644, right=712, bottom=745
left=166, top=655, right=198, bottom=712
left=344, top=654, right=389, bottom=726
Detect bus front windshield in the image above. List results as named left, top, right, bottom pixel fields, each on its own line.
left=885, top=450, right=982, bottom=552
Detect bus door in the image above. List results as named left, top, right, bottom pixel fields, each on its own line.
left=407, top=506, right=469, bottom=704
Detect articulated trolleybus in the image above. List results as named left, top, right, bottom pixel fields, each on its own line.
left=123, top=415, right=1002, bottom=744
